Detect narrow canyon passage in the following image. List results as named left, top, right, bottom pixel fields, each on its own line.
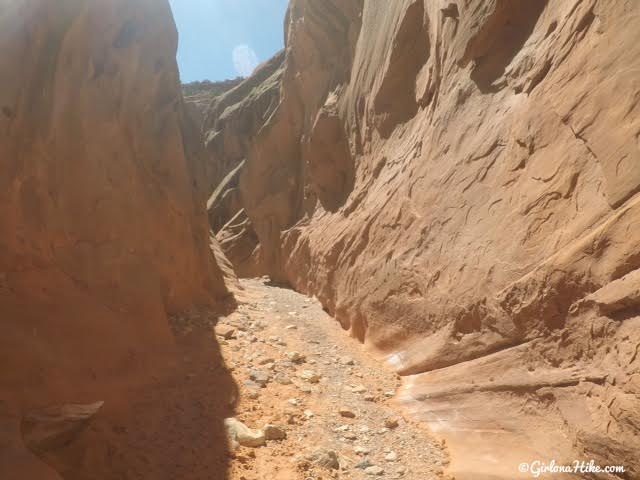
left=3, top=0, right=639, bottom=478
left=216, top=279, right=448, bottom=480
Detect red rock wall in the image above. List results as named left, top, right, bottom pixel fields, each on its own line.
left=0, top=0, right=230, bottom=444
left=205, top=0, right=640, bottom=476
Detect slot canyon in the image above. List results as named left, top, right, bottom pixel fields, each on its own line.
left=1, top=0, right=639, bottom=479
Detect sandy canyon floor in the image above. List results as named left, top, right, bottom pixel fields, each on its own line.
left=215, top=278, right=449, bottom=480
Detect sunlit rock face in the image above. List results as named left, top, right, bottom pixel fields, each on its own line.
left=0, top=0, right=232, bottom=476
left=205, top=0, right=640, bottom=477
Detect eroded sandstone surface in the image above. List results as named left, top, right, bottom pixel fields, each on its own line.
left=205, top=0, right=640, bottom=477
left=0, top=0, right=234, bottom=477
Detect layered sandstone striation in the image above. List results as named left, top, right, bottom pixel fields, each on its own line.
left=0, top=0, right=234, bottom=477
left=205, top=0, right=640, bottom=477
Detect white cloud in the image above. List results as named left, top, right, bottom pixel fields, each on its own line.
left=232, top=45, right=259, bottom=78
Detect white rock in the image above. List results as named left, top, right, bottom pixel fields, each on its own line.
left=286, top=351, right=306, bottom=364
left=354, top=445, right=370, bottom=455
left=364, top=465, right=384, bottom=475
left=224, top=418, right=265, bottom=448
left=299, top=370, right=321, bottom=384
left=385, top=451, right=398, bottom=462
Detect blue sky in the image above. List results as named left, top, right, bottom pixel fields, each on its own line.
left=168, top=0, right=289, bottom=83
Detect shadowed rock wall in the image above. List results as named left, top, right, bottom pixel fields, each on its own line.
left=0, top=0, right=234, bottom=477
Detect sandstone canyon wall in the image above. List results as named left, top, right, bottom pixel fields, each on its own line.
left=205, top=0, right=640, bottom=477
left=0, top=0, right=234, bottom=477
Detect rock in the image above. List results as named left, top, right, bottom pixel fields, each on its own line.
left=286, top=351, right=306, bottom=364
left=22, top=401, right=104, bottom=453
left=356, top=459, right=373, bottom=470
left=338, top=407, right=356, bottom=418
left=274, top=373, right=293, bottom=385
left=364, top=466, right=384, bottom=476
left=351, top=384, right=367, bottom=393
left=343, top=432, right=357, bottom=440
left=310, top=449, right=339, bottom=470
left=340, top=357, right=355, bottom=366
left=257, top=356, right=275, bottom=365
left=298, top=370, right=321, bottom=383
left=249, top=370, right=270, bottom=387
left=1, top=0, right=231, bottom=457
left=364, top=394, right=376, bottom=402
left=224, top=418, right=266, bottom=448
left=384, top=391, right=395, bottom=398
left=263, top=424, right=287, bottom=441
left=215, top=323, right=236, bottom=340
left=303, top=410, right=315, bottom=418
left=385, top=451, right=398, bottom=462
left=288, top=398, right=302, bottom=407
left=384, top=417, right=399, bottom=429
left=285, top=325, right=297, bottom=330
left=354, top=446, right=370, bottom=455
left=298, top=384, right=313, bottom=394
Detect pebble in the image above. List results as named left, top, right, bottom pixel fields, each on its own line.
left=385, top=451, right=398, bottom=462
left=263, top=424, right=287, bottom=441
left=215, top=324, right=236, bottom=340
left=298, top=384, right=313, bottom=393
left=299, top=370, right=321, bottom=383
left=340, top=356, right=355, bottom=366
left=249, top=370, right=270, bottom=387
left=224, top=418, right=265, bottom=448
left=364, top=465, right=384, bottom=476
left=288, top=398, right=302, bottom=406
left=310, top=449, right=339, bottom=470
left=384, top=417, right=400, bottom=429
left=274, top=373, right=293, bottom=385
left=354, top=446, right=370, bottom=455
left=355, top=459, right=373, bottom=470
left=285, top=325, right=298, bottom=330
left=286, top=351, right=306, bottom=364
left=339, top=407, right=356, bottom=418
